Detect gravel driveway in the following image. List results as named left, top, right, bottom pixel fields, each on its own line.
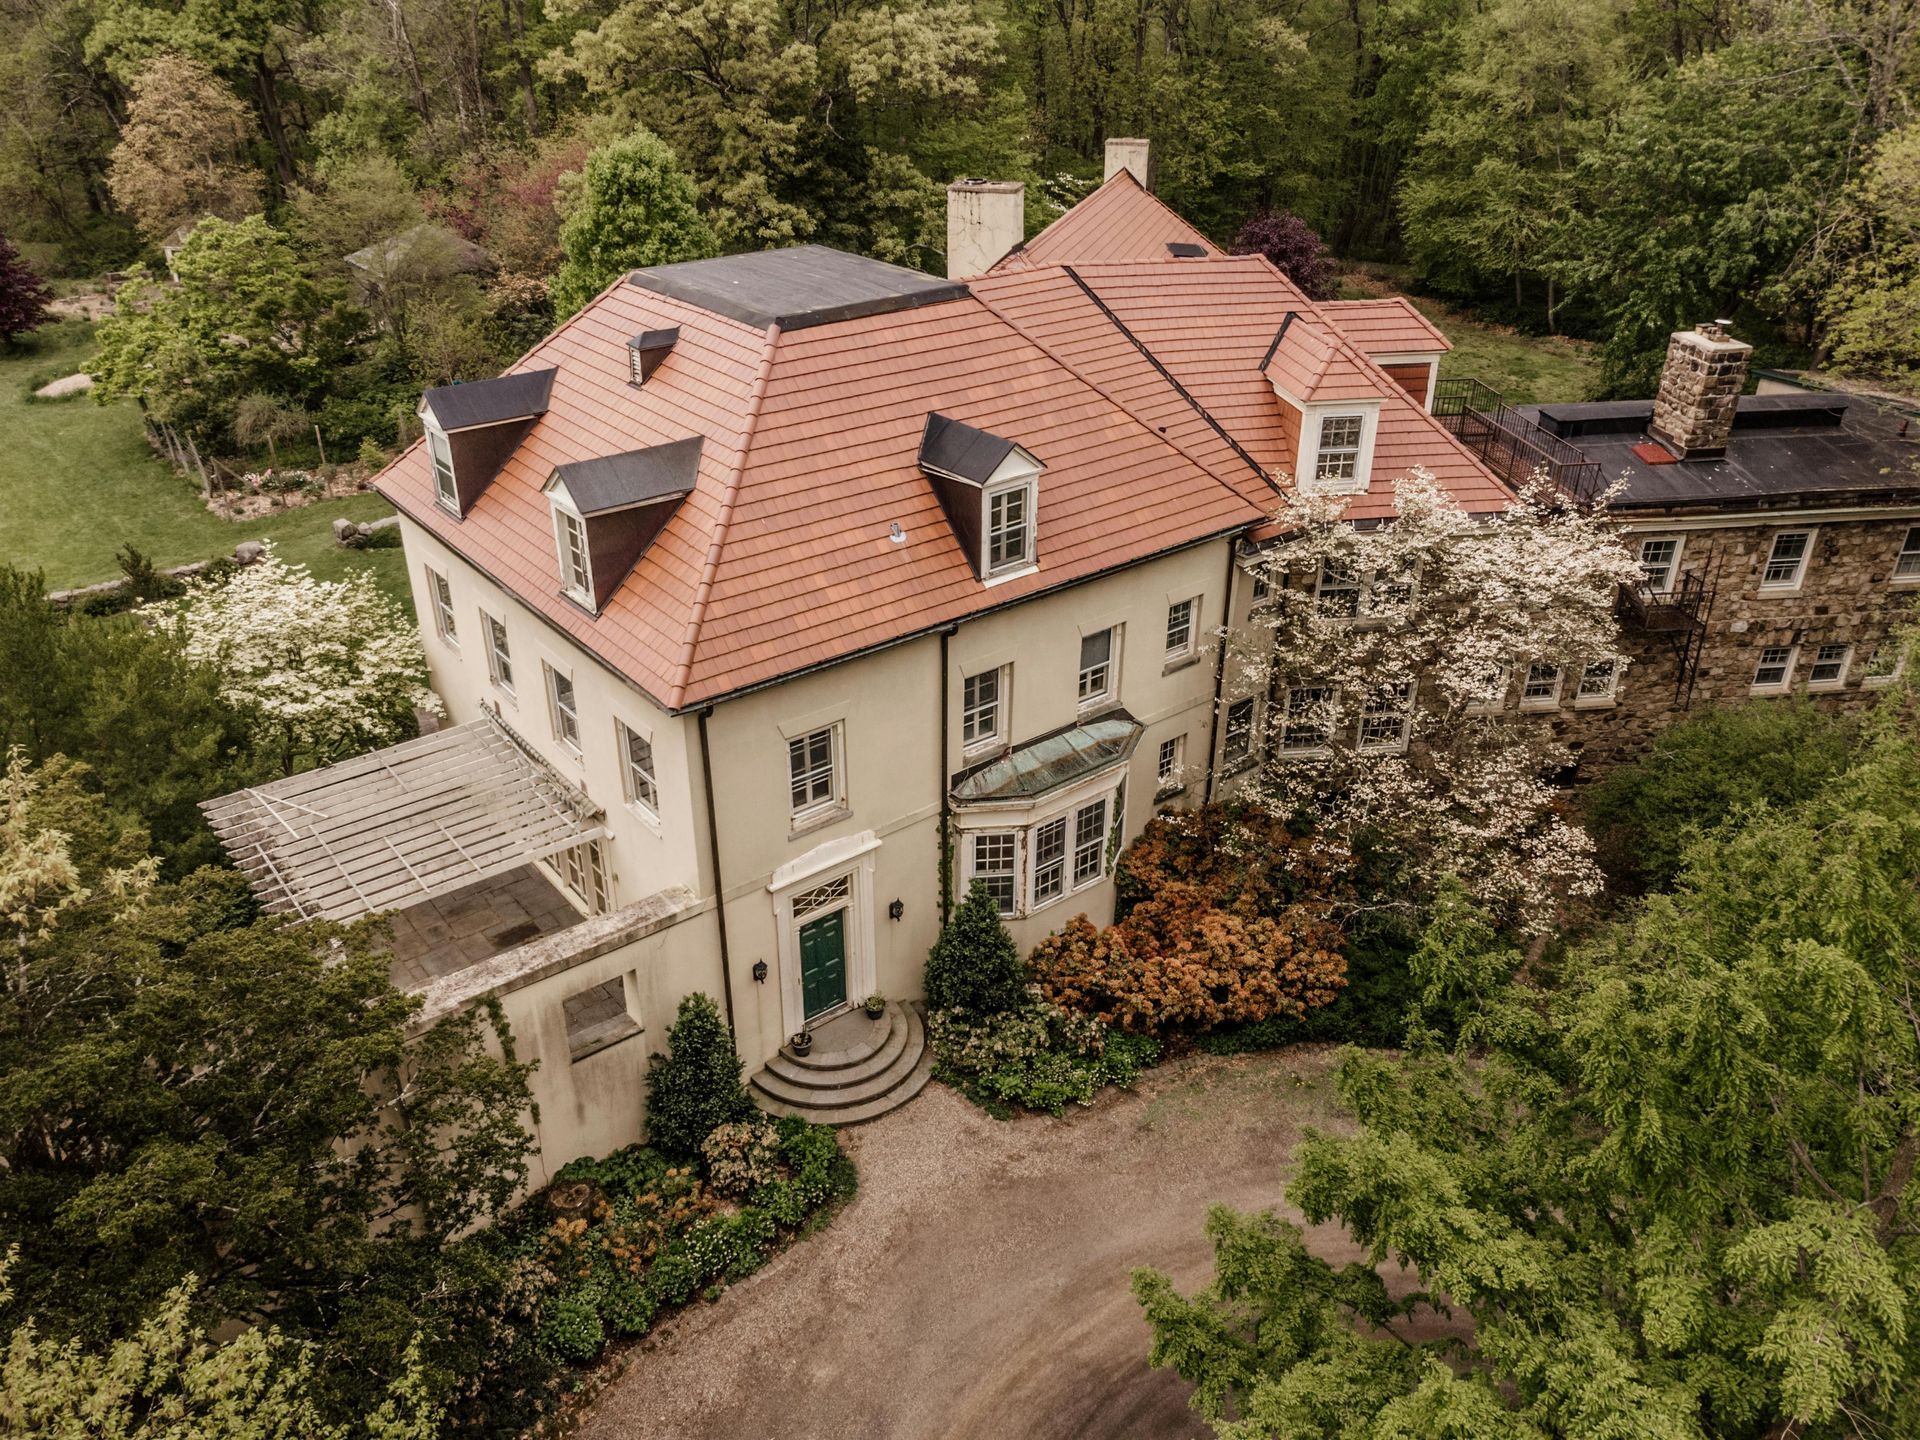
left=572, top=1047, right=1379, bottom=1440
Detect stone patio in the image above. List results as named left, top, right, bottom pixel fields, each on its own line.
left=384, top=865, right=583, bottom=989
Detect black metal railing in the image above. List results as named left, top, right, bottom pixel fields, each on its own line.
left=1432, top=377, right=1605, bottom=506
left=1615, top=568, right=1714, bottom=707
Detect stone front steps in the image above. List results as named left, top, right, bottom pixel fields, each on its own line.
left=750, top=1001, right=932, bottom=1126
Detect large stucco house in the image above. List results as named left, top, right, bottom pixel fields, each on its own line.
left=204, top=141, right=1513, bottom=1179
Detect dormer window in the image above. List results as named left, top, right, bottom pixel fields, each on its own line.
left=1295, top=403, right=1379, bottom=496
left=1314, top=414, right=1364, bottom=486
left=626, top=328, right=679, bottom=386
left=919, top=412, right=1045, bottom=583
left=428, top=425, right=457, bottom=511
left=541, top=438, right=701, bottom=614
left=553, top=503, right=593, bottom=606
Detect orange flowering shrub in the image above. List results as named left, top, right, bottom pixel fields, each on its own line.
left=1035, top=808, right=1349, bottom=1035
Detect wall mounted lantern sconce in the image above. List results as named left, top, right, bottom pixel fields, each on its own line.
left=888, top=899, right=905, bottom=921
left=752, top=960, right=769, bottom=983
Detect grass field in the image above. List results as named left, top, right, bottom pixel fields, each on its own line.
left=1338, top=266, right=1603, bottom=406
left=0, top=320, right=408, bottom=604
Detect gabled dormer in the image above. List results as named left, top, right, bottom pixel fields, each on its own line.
left=542, top=437, right=701, bottom=614
left=418, top=368, right=557, bottom=517
left=919, top=413, right=1044, bottom=583
left=1259, top=315, right=1381, bottom=496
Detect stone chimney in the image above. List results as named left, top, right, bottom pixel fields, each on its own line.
left=1103, top=138, right=1154, bottom=190
left=1649, top=320, right=1752, bottom=459
left=945, top=179, right=1025, bottom=280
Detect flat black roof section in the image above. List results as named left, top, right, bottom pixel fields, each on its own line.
left=919, top=413, right=1025, bottom=485
left=1514, top=393, right=1920, bottom=509
left=628, top=245, right=969, bottom=331
left=421, top=368, right=556, bottom=431
left=552, top=437, right=702, bottom=514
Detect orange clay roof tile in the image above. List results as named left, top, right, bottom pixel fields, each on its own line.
left=1317, top=297, right=1453, bottom=356
left=994, top=170, right=1221, bottom=272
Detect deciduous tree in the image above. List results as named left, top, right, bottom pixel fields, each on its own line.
left=0, top=235, right=52, bottom=346
left=549, top=128, right=716, bottom=315
left=104, top=53, right=262, bottom=244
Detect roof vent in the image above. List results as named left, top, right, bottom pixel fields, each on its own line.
left=627, top=328, right=680, bottom=385
left=1167, top=242, right=1206, bottom=258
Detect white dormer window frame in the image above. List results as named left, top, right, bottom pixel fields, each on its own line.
left=427, top=424, right=457, bottom=513
left=1294, top=401, right=1382, bottom=496
left=550, top=498, right=595, bottom=611
left=976, top=447, right=1043, bottom=583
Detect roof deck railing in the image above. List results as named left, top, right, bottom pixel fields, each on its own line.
left=1432, top=376, right=1606, bottom=506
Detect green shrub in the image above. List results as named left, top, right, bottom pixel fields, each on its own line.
left=685, top=1211, right=776, bottom=1282
left=643, top=993, right=754, bottom=1157
left=554, top=1142, right=671, bottom=1198
left=700, top=1116, right=782, bottom=1198
left=600, top=1274, right=657, bottom=1336
left=924, top=881, right=1026, bottom=1014
left=537, top=1288, right=605, bottom=1363
left=1585, top=701, right=1855, bottom=890
left=644, top=1245, right=700, bottom=1307
left=929, top=995, right=1161, bottom=1116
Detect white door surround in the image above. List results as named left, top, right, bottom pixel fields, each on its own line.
left=769, top=830, right=881, bottom=1040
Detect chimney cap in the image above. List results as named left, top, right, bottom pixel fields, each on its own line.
left=947, top=177, right=1024, bottom=195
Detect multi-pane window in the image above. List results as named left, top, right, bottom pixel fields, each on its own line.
left=787, top=726, right=839, bottom=817
left=619, top=722, right=659, bottom=814
left=427, top=568, right=457, bottom=643
left=1576, top=659, right=1619, bottom=701
left=546, top=666, right=581, bottom=750
left=1280, top=685, right=1334, bottom=753
left=1250, top=573, right=1271, bottom=602
left=1072, top=799, right=1108, bottom=886
left=961, top=667, right=1004, bottom=750
left=985, top=484, right=1032, bottom=574
left=1465, top=663, right=1511, bottom=714
left=1638, top=537, right=1680, bottom=592
left=1752, top=646, right=1795, bottom=690
left=1222, top=698, right=1256, bottom=767
left=1520, top=663, right=1562, bottom=708
left=1896, top=526, right=1920, bottom=580
left=428, top=427, right=456, bottom=510
left=1314, top=414, right=1364, bottom=486
left=1864, top=644, right=1905, bottom=685
left=1165, top=597, right=1197, bottom=658
left=970, top=832, right=1017, bottom=915
left=1032, top=817, right=1068, bottom=905
left=1156, top=734, right=1185, bottom=786
left=559, top=839, right=609, bottom=913
left=555, top=507, right=593, bottom=602
left=1761, top=531, right=1811, bottom=589
left=1078, top=628, right=1115, bottom=705
left=482, top=612, right=513, bottom=692
left=1357, top=682, right=1412, bottom=752
left=1314, top=560, right=1414, bottom=618
left=1808, top=643, right=1851, bottom=687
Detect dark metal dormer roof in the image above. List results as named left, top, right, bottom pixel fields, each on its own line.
left=627, top=245, right=968, bottom=331
left=919, top=413, right=1039, bottom=485
left=550, top=437, right=702, bottom=515
left=421, top=368, right=557, bottom=432
left=628, top=328, right=680, bottom=383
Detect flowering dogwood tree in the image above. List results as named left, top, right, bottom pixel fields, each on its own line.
left=1235, top=468, right=1641, bottom=925
left=153, top=546, right=438, bottom=774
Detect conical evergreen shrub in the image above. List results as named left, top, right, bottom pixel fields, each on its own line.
left=924, top=881, right=1026, bottom=1014
left=644, top=993, right=754, bottom=1156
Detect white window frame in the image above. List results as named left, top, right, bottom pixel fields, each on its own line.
left=545, top=664, right=581, bottom=752
left=960, top=665, right=1009, bottom=753
left=617, top=720, right=660, bottom=817
left=1070, top=796, right=1109, bottom=889
left=1751, top=645, right=1797, bottom=693
left=787, top=724, right=844, bottom=824
left=1356, top=681, right=1413, bottom=753
left=426, top=567, right=457, bottom=645
left=557, top=838, right=609, bottom=913
left=1077, top=626, right=1119, bottom=709
left=1222, top=698, right=1258, bottom=769
left=1520, top=663, right=1562, bottom=711
left=1575, top=658, right=1621, bottom=706
left=1760, top=530, right=1813, bottom=592
left=552, top=503, right=595, bottom=608
left=1863, top=643, right=1906, bottom=687
left=1165, top=596, right=1200, bottom=661
left=1807, top=643, right=1851, bottom=690
left=1894, top=525, right=1920, bottom=583
left=1279, top=684, right=1336, bottom=756
left=982, top=478, right=1037, bottom=577
left=1465, top=663, right=1511, bottom=715
left=1637, top=535, right=1683, bottom=593
left=1156, top=734, right=1185, bottom=789
left=427, top=425, right=457, bottom=512
left=1311, top=413, right=1366, bottom=490
left=965, top=830, right=1019, bottom=916
left=1313, top=559, right=1415, bottom=620
left=481, top=611, right=513, bottom=694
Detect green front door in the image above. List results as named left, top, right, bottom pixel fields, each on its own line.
left=798, top=909, right=848, bottom=1021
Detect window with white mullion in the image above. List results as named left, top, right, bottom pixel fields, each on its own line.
left=1895, top=526, right=1920, bottom=580
left=1314, top=414, right=1364, bottom=487
left=1520, top=663, right=1562, bottom=709
left=546, top=666, right=581, bottom=751
left=619, top=722, right=660, bottom=814
left=1637, top=537, right=1680, bottom=592
left=554, top=507, right=593, bottom=603
left=1280, top=685, right=1335, bottom=753
left=1071, top=798, right=1108, bottom=886
left=1576, top=658, right=1620, bottom=702
left=1356, top=681, right=1413, bottom=752
left=787, top=726, right=839, bottom=818
left=1165, top=597, right=1198, bottom=658
left=984, top=481, right=1033, bottom=575
left=1078, top=628, right=1116, bottom=706
left=1222, top=698, right=1257, bottom=767
left=1761, top=531, right=1811, bottom=589
left=961, top=666, right=1005, bottom=750
left=1313, top=562, right=1362, bottom=618
left=1031, top=816, right=1068, bottom=906
left=482, top=612, right=513, bottom=692
left=428, top=426, right=457, bottom=511
left=1808, top=643, right=1851, bottom=687
left=969, top=831, right=1018, bottom=916
left=1751, top=645, right=1795, bottom=690
left=427, top=568, right=457, bottom=644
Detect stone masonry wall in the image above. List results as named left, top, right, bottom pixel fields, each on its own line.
left=1544, top=512, right=1920, bottom=773
left=1650, top=325, right=1753, bottom=457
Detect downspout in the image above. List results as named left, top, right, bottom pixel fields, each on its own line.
left=1203, top=537, right=1242, bottom=806
left=938, top=625, right=958, bottom=923
left=696, top=705, right=737, bottom=1033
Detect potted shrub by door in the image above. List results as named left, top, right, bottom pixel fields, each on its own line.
left=863, top=993, right=887, bottom=1019
left=790, top=1029, right=814, bottom=1057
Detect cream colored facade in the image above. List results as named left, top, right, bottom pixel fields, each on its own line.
left=395, top=510, right=1268, bottom=1164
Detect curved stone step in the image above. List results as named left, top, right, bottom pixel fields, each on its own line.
left=751, top=1006, right=926, bottom=1117
left=757, top=1039, right=935, bottom=1128
left=764, top=1006, right=909, bottom=1089
left=785, top=1007, right=891, bottom=1071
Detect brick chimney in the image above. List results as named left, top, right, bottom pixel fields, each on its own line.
left=945, top=179, right=1025, bottom=280
left=1104, top=138, right=1154, bottom=190
left=1649, top=320, right=1752, bottom=459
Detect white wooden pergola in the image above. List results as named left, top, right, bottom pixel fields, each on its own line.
left=202, top=713, right=605, bottom=922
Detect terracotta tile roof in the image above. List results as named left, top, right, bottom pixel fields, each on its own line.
left=1260, top=314, right=1380, bottom=404
left=994, top=170, right=1220, bottom=272
left=1319, top=297, right=1452, bottom=356
left=379, top=270, right=1266, bottom=711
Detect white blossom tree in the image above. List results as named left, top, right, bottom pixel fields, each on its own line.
left=1234, top=469, right=1642, bottom=926
left=153, top=547, right=438, bottom=775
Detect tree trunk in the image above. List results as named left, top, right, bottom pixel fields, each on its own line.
left=250, top=59, right=298, bottom=187
left=502, top=0, right=542, bottom=135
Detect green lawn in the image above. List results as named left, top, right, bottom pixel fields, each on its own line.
left=1337, top=266, right=1603, bottom=406
left=0, top=320, right=408, bottom=604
